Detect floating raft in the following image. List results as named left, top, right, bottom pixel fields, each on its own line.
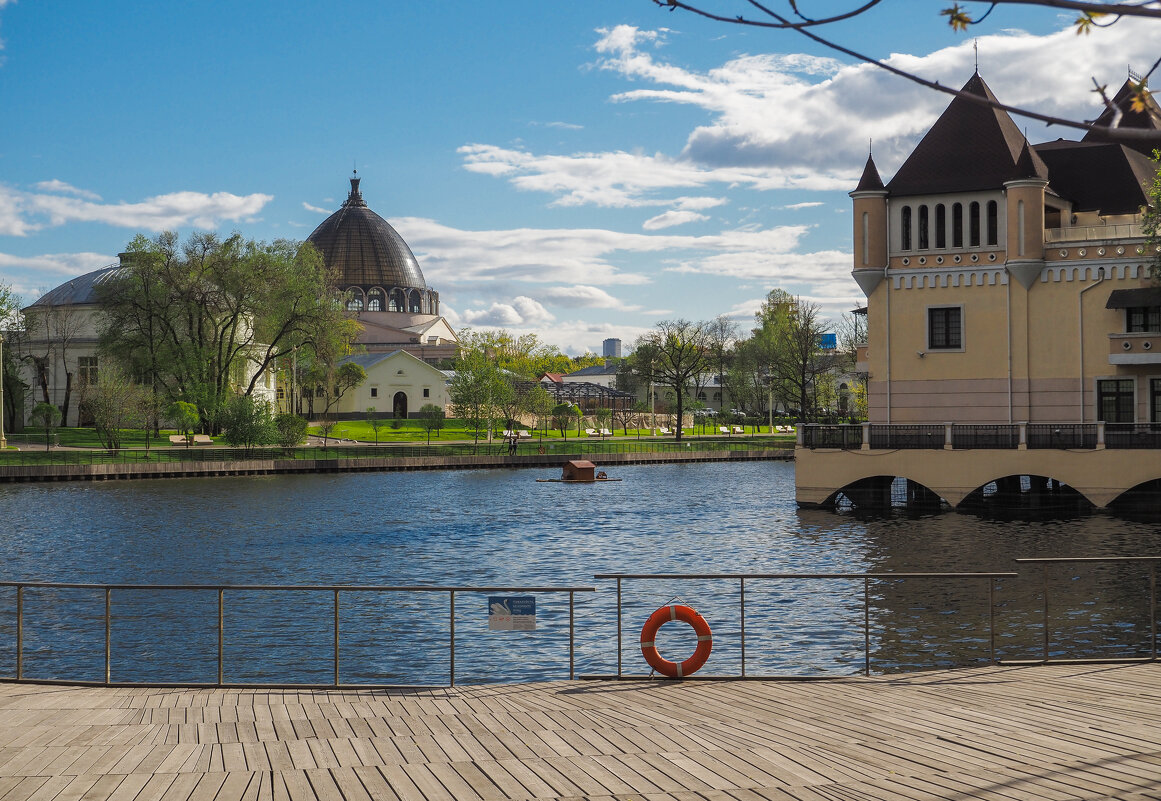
left=536, top=459, right=621, bottom=483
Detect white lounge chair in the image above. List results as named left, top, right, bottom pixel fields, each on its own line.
left=585, top=428, right=598, bottom=437
left=599, top=428, right=613, bottom=437
left=719, top=426, right=731, bottom=435
left=518, top=430, right=532, bottom=438
left=658, top=427, right=672, bottom=435
left=732, top=425, right=744, bottom=434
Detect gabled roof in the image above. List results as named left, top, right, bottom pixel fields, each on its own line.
left=341, top=349, right=447, bottom=377
left=1083, top=79, right=1161, bottom=156
left=1034, top=139, right=1155, bottom=215
left=886, top=73, right=1046, bottom=196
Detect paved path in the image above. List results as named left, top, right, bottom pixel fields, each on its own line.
left=1, top=664, right=1160, bottom=801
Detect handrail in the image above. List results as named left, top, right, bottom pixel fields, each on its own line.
left=3, top=582, right=595, bottom=687
left=595, top=571, right=1017, bottom=678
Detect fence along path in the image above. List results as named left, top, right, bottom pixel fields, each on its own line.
left=1, top=663, right=1160, bottom=800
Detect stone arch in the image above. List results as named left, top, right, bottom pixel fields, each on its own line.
left=959, top=474, right=1093, bottom=515
left=393, top=391, right=408, bottom=419
left=1107, top=478, right=1161, bottom=514
left=367, top=286, right=385, bottom=311
left=830, top=475, right=948, bottom=512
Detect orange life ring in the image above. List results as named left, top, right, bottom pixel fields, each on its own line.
left=639, top=604, right=712, bottom=678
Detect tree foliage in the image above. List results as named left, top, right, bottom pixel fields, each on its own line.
left=449, top=347, right=506, bottom=443
left=80, top=365, right=142, bottom=451
left=0, top=282, right=26, bottom=435
left=628, top=319, right=711, bottom=442
left=1145, top=152, right=1161, bottom=280
left=418, top=403, right=446, bottom=444
left=28, top=402, right=61, bottom=449
left=220, top=394, right=275, bottom=450
left=457, top=328, right=604, bottom=379
left=96, top=231, right=360, bottom=432
left=274, top=413, right=308, bottom=449
left=166, top=401, right=200, bottom=444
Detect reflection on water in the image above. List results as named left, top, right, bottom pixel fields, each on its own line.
left=0, top=462, right=1157, bottom=684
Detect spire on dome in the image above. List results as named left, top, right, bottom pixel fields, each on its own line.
left=346, top=170, right=367, bottom=207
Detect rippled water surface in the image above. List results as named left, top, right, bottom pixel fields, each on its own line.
left=1, top=461, right=1158, bottom=684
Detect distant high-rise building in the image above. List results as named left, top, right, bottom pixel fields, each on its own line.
left=602, top=338, right=622, bottom=358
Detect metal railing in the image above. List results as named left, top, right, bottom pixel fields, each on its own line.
left=1026, top=424, right=1097, bottom=449
left=1105, top=423, right=1161, bottom=449
left=801, top=423, right=1151, bottom=451
left=1, top=582, right=594, bottom=687
left=1015, top=557, right=1160, bottom=664
left=951, top=424, right=1019, bottom=450
left=1044, top=223, right=1143, bottom=242
left=0, top=438, right=793, bottom=468
left=593, top=572, right=1016, bottom=678
left=868, top=425, right=945, bottom=449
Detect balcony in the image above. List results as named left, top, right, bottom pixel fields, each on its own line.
left=1044, top=223, right=1143, bottom=243
left=1109, top=333, right=1161, bottom=365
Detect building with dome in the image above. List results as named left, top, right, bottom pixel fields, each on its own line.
left=306, top=174, right=459, bottom=364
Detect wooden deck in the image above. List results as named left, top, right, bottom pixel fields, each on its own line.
left=1, top=664, right=1160, bottom=801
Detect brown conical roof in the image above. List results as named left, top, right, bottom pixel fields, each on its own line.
left=1083, top=79, right=1161, bottom=156
left=853, top=154, right=885, bottom=192
left=886, top=73, right=1042, bottom=195
left=306, top=175, right=426, bottom=291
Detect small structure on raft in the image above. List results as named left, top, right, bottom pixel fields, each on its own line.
left=536, top=460, right=621, bottom=483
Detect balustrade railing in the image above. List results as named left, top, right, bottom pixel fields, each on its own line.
left=800, top=422, right=1153, bottom=450
left=869, top=424, right=945, bottom=449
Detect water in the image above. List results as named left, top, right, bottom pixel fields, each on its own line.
left=0, top=461, right=1158, bottom=684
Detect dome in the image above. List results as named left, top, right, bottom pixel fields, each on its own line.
left=28, top=264, right=121, bottom=309
left=306, top=175, right=426, bottom=291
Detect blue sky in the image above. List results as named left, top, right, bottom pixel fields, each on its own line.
left=1, top=1, right=1157, bottom=353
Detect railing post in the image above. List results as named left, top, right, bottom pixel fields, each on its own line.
left=988, top=577, right=996, bottom=665
left=569, top=591, right=575, bottom=680
left=944, top=422, right=954, bottom=450
left=217, top=589, right=224, bottom=685
left=1096, top=420, right=1106, bottom=450
left=1017, top=421, right=1028, bottom=451
left=104, top=588, right=111, bottom=684
left=863, top=578, right=871, bottom=677
left=1042, top=563, right=1050, bottom=662
left=449, top=590, right=456, bottom=687
left=333, top=589, right=340, bottom=688
left=616, top=578, right=623, bottom=678
left=861, top=421, right=871, bottom=450
left=740, top=577, right=746, bottom=678
left=1152, top=563, right=1157, bottom=662
left=16, top=585, right=23, bottom=681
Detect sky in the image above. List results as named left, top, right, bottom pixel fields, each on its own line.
left=1, top=1, right=1158, bottom=355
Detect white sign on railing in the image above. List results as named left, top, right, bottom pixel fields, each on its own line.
left=488, top=596, right=536, bottom=630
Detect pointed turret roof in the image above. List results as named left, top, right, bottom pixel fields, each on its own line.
left=887, top=73, right=1044, bottom=195
left=853, top=154, right=885, bottom=192
left=1082, top=78, right=1161, bottom=156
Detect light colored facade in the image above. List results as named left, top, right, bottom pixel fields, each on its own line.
left=327, top=349, right=450, bottom=418
left=853, top=73, right=1161, bottom=425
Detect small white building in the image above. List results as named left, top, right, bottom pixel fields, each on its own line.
left=329, top=349, right=451, bottom=418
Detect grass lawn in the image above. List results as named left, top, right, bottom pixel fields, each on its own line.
left=16, top=427, right=215, bottom=448
left=309, top=418, right=795, bottom=443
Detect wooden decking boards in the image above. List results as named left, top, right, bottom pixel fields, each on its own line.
left=1, top=665, right=1160, bottom=801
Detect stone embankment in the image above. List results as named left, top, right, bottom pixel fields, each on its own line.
left=0, top=447, right=792, bottom=483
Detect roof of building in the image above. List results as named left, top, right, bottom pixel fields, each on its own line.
left=886, top=72, right=1047, bottom=196
left=306, top=174, right=427, bottom=291
left=26, top=264, right=121, bottom=309
left=1034, top=139, right=1155, bottom=215
left=565, top=363, right=619, bottom=377
left=1082, top=78, right=1161, bottom=156
left=341, top=349, right=447, bottom=374
left=853, top=155, right=885, bottom=192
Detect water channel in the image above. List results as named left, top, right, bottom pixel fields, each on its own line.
left=1, top=461, right=1158, bottom=685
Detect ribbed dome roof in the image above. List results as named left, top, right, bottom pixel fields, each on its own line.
left=306, top=175, right=426, bottom=290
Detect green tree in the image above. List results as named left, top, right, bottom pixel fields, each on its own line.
left=1145, top=153, right=1161, bottom=280
left=367, top=407, right=385, bottom=444
left=80, top=366, right=140, bottom=451
left=274, top=413, right=308, bottom=449
left=0, top=282, right=26, bottom=436
left=525, top=384, right=553, bottom=439
left=754, top=289, right=831, bottom=422
left=166, top=401, right=200, bottom=445
left=28, top=402, right=61, bottom=450
left=418, top=403, right=445, bottom=444
left=449, top=348, right=505, bottom=444
left=629, top=319, right=710, bottom=442
left=220, top=394, right=275, bottom=450
left=316, top=419, right=337, bottom=451
left=97, top=232, right=360, bottom=433
left=551, top=403, right=575, bottom=439
left=306, top=361, right=366, bottom=421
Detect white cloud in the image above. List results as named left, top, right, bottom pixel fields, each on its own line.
left=537, top=121, right=583, bottom=130
left=0, top=251, right=116, bottom=277
left=32, top=180, right=102, bottom=201
left=0, top=183, right=273, bottom=235
left=643, top=210, right=709, bottom=230
left=302, top=202, right=329, bottom=214
left=458, top=296, right=555, bottom=327
left=783, top=201, right=824, bottom=210
left=540, top=284, right=640, bottom=311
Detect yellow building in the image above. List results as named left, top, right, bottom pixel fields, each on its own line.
left=796, top=73, right=1161, bottom=510
left=853, top=73, right=1160, bottom=425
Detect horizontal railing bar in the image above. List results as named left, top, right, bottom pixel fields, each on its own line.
left=1015, top=557, right=1161, bottom=563
left=594, top=572, right=1017, bottom=579
left=0, top=582, right=596, bottom=592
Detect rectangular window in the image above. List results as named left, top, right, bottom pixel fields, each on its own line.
left=77, top=356, right=99, bottom=386
left=1127, top=307, right=1161, bottom=333
left=1153, top=379, right=1161, bottom=424
left=370, top=387, right=378, bottom=398
left=423, top=388, right=430, bottom=398
left=927, top=307, right=962, bottom=350
left=1097, top=378, right=1135, bottom=423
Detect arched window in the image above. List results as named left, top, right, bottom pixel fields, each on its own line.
left=969, top=201, right=981, bottom=247
left=918, top=205, right=929, bottom=250
left=389, top=288, right=405, bottom=312
left=986, top=200, right=998, bottom=246
left=347, top=297, right=364, bottom=312
left=952, top=203, right=963, bottom=248
left=408, top=289, right=422, bottom=313
left=1017, top=199, right=1025, bottom=257
left=935, top=204, right=946, bottom=249
left=367, top=288, right=384, bottom=312
left=901, top=206, right=912, bottom=250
